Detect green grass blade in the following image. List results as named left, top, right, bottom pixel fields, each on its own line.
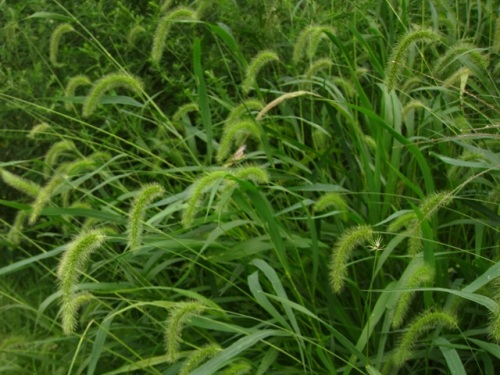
left=193, top=37, right=213, bottom=163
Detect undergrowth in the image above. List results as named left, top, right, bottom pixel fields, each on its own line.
left=1, top=0, right=499, bottom=374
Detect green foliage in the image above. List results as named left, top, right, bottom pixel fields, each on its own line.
left=1, top=0, right=499, bottom=373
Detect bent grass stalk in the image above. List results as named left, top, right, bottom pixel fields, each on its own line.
left=127, top=183, right=165, bottom=252
left=385, top=27, right=441, bottom=91
left=391, top=310, right=458, bottom=369
left=151, top=7, right=198, bottom=64
left=233, top=165, right=269, bottom=184
left=60, top=292, right=95, bottom=336
left=29, top=172, right=66, bottom=225
left=164, top=301, right=207, bottom=363
left=329, top=225, right=373, bottom=293
left=82, top=72, right=145, bottom=118
left=303, top=58, right=333, bottom=85
left=225, top=100, right=263, bottom=125
left=127, top=25, right=146, bottom=47
left=50, top=23, right=75, bottom=67
left=217, top=119, right=261, bottom=164
left=64, top=75, right=91, bottom=111
left=179, top=343, right=222, bottom=375
left=314, top=192, right=349, bottom=221
left=173, top=102, right=199, bottom=122
left=27, top=122, right=53, bottom=139
left=407, top=191, right=453, bottom=256
left=392, top=263, right=435, bottom=328
left=7, top=210, right=28, bottom=247
left=293, top=25, right=335, bottom=64
left=182, top=166, right=268, bottom=227
left=182, top=170, right=230, bottom=228
left=57, top=229, right=106, bottom=334
left=241, top=50, right=279, bottom=95
left=43, top=140, right=76, bottom=178
left=1, top=169, right=41, bottom=198
left=489, top=279, right=500, bottom=342
left=432, top=42, right=488, bottom=78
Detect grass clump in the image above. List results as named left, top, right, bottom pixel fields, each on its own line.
left=1, top=1, right=499, bottom=373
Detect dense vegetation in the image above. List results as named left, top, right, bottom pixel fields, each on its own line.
left=1, top=0, right=500, bottom=374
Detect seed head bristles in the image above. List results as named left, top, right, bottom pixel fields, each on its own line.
left=256, top=91, right=319, bottom=121
left=331, top=77, right=356, bottom=98
left=179, top=343, right=222, bottom=375
left=29, top=172, right=66, bottom=225
left=7, top=210, right=28, bottom=247
left=391, top=310, right=458, bottom=369
left=304, top=58, right=333, bottom=81
left=50, top=23, right=75, bottom=67
left=313, top=192, right=349, bottom=221
left=1, top=169, right=41, bottom=199
left=329, top=225, right=374, bottom=293
left=293, top=25, right=335, bottom=64
left=164, top=301, right=207, bottom=363
left=489, top=279, right=500, bottom=342
left=88, top=151, right=112, bottom=163
left=173, top=103, right=200, bottom=122
left=442, top=67, right=473, bottom=89
left=27, top=123, right=53, bottom=139
left=217, top=119, right=261, bottom=164
left=232, top=165, right=269, bottom=184
left=82, top=72, right=144, bottom=118
left=43, top=140, right=76, bottom=178
left=57, top=229, right=106, bottom=334
left=151, top=7, right=198, bottom=64
left=60, top=292, right=95, bottom=335
left=127, top=183, right=165, bottom=252
left=401, top=100, right=426, bottom=118
left=127, top=25, right=146, bottom=47
left=182, top=170, right=230, bottom=228
left=64, top=158, right=96, bottom=177
left=385, top=26, right=441, bottom=91
left=160, top=0, right=175, bottom=13
left=407, top=191, right=453, bottom=256
left=242, top=50, right=279, bottom=95
left=392, top=262, right=435, bottom=328
left=57, top=229, right=106, bottom=296
left=225, top=100, right=263, bottom=125
left=432, top=42, right=488, bottom=78
left=387, top=212, right=416, bottom=233
left=64, top=75, right=91, bottom=111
